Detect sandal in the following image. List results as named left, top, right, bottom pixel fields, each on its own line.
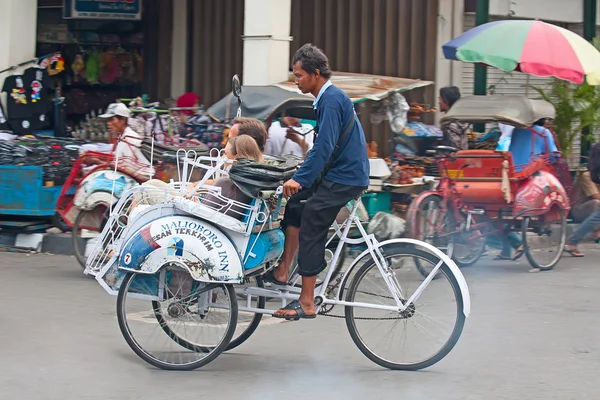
left=512, top=246, right=525, bottom=261
left=272, top=300, right=317, bottom=321
left=493, top=254, right=512, bottom=260
left=564, top=247, right=585, bottom=257
left=263, top=269, right=288, bottom=287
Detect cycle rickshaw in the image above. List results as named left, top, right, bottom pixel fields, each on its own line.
left=83, top=76, right=470, bottom=371
left=407, top=95, right=571, bottom=274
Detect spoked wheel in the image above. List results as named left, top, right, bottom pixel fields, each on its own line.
left=448, top=213, right=487, bottom=268
left=411, top=195, right=485, bottom=277
left=116, top=269, right=237, bottom=371
left=72, top=206, right=106, bottom=269
left=226, top=276, right=266, bottom=351
left=345, top=245, right=466, bottom=370
left=411, top=195, right=452, bottom=278
left=521, top=207, right=567, bottom=271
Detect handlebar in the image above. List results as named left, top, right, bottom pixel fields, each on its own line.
left=257, top=185, right=284, bottom=200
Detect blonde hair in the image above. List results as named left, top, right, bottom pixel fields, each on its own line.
left=227, top=135, right=264, bottom=162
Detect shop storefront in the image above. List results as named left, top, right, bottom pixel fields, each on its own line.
left=0, top=0, right=172, bottom=138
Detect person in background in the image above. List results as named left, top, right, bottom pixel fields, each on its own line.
left=175, top=92, right=201, bottom=124
left=98, top=103, right=153, bottom=179
left=265, top=115, right=314, bottom=158
left=565, top=141, right=600, bottom=257
left=508, top=118, right=558, bottom=172
left=439, top=86, right=469, bottom=150
left=570, top=171, right=600, bottom=243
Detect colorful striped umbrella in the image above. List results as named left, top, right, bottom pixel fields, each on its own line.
left=443, top=20, right=600, bottom=85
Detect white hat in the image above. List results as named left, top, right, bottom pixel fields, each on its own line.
left=100, top=103, right=131, bottom=119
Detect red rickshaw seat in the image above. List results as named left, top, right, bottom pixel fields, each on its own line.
left=441, top=150, right=516, bottom=206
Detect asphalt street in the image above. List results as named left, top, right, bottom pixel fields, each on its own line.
left=0, top=246, right=599, bottom=400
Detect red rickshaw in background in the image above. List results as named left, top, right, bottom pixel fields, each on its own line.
left=56, top=149, right=154, bottom=268
left=407, top=95, right=572, bottom=276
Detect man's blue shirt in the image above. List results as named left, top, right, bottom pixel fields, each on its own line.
left=292, top=82, right=370, bottom=188
left=509, top=125, right=558, bottom=172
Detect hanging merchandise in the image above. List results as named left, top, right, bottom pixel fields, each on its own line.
left=23, top=66, right=52, bottom=130
left=100, top=50, right=120, bottom=84
left=0, top=103, right=11, bottom=132
left=2, top=74, right=34, bottom=134
left=40, top=53, right=65, bottom=76
left=85, top=50, right=100, bottom=84
left=183, top=114, right=225, bottom=149
left=71, top=54, right=86, bottom=83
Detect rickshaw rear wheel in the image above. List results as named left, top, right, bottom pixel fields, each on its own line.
left=521, top=206, right=566, bottom=271
left=117, top=272, right=238, bottom=371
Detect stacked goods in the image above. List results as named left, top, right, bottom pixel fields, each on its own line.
left=395, top=155, right=439, bottom=177
left=0, top=137, right=81, bottom=185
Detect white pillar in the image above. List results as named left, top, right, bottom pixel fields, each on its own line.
left=242, top=0, right=293, bottom=86
left=170, top=0, right=188, bottom=99
left=0, top=0, right=38, bottom=106
left=435, top=0, right=464, bottom=122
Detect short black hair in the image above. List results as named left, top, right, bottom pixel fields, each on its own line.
left=439, top=86, right=462, bottom=108
left=292, top=43, right=332, bottom=79
left=533, top=118, right=547, bottom=126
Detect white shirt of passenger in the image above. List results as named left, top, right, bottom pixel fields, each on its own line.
left=265, top=122, right=315, bottom=157
left=114, top=126, right=154, bottom=178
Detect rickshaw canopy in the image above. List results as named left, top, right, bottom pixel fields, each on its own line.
left=440, top=95, right=556, bottom=128
left=207, top=71, right=433, bottom=122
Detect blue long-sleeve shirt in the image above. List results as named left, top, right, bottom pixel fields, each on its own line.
left=292, top=83, right=370, bottom=188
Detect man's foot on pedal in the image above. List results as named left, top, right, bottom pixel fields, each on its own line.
left=273, top=300, right=317, bottom=321
left=264, top=269, right=289, bottom=286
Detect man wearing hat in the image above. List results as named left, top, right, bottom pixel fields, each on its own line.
left=99, top=102, right=153, bottom=179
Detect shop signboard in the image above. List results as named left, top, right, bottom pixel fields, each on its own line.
left=63, top=0, right=142, bottom=20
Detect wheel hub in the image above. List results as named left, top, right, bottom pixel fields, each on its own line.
left=167, top=302, right=186, bottom=318
left=399, top=302, right=416, bottom=319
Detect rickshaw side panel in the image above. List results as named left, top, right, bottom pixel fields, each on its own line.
left=441, top=150, right=514, bottom=179
left=119, top=215, right=244, bottom=283
left=441, top=150, right=515, bottom=206
left=513, top=170, right=570, bottom=218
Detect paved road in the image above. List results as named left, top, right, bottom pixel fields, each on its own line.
left=0, top=247, right=599, bottom=400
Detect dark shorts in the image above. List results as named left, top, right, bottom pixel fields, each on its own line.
left=281, top=179, right=366, bottom=276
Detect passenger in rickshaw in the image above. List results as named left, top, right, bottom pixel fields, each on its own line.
left=508, top=117, right=558, bottom=172
left=266, top=44, right=369, bottom=320
left=201, top=135, right=264, bottom=219
left=227, top=117, right=267, bottom=152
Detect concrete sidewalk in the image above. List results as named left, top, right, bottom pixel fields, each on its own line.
left=0, top=221, right=594, bottom=256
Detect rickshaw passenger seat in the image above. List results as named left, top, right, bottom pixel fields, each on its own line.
left=445, top=150, right=515, bottom=180
left=445, top=150, right=516, bottom=204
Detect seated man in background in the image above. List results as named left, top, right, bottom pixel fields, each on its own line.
left=571, top=171, right=600, bottom=242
